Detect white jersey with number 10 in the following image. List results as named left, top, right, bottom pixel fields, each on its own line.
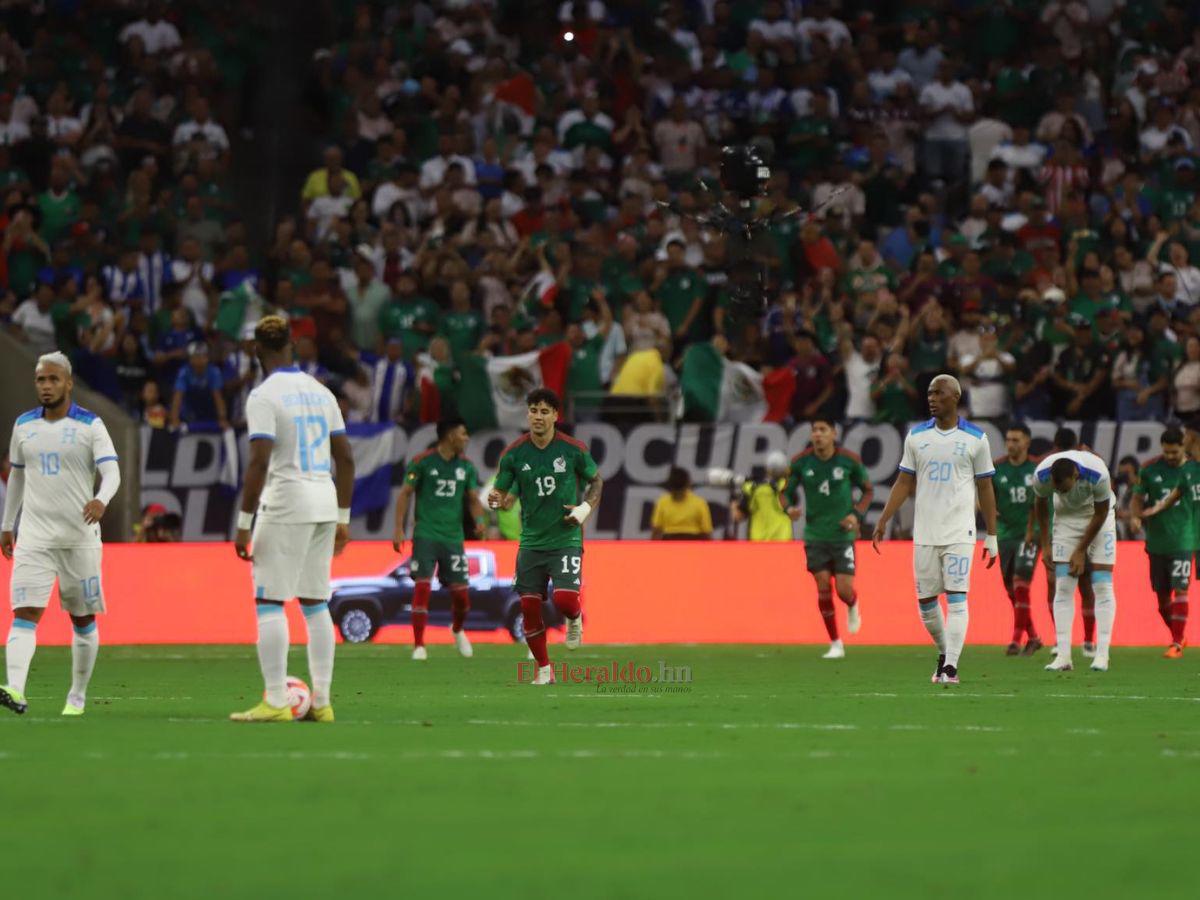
left=245, top=366, right=346, bottom=524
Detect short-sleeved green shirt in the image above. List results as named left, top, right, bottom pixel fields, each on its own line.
left=566, top=336, right=604, bottom=408
left=994, top=457, right=1037, bottom=542
left=493, top=432, right=599, bottom=550
left=1135, top=457, right=1197, bottom=555
left=380, top=296, right=439, bottom=356
left=439, top=309, right=483, bottom=357
left=784, top=448, right=870, bottom=544
left=656, top=268, right=707, bottom=336
left=404, top=449, right=479, bottom=544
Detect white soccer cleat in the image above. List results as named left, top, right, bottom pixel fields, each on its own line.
left=565, top=616, right=583, bottom=650
left=526, top=648, right=535, bottom=660
left=1045, top=656, right=1073, bottom=672
left=1081, top=642, right=1096, bottom=659
left=453, top=629, right=473, bottom=658
left=1090, top=656, right=1109, bottom=672
left=822, top=640, right=845, bottom=659
left=412, top=646, right=428, bottom=661
left=532, top=664, right=555, bottom=685
left=847, top=603, right=861, bottom=635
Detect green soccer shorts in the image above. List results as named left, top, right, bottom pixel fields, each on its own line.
left=409, top=537, right=469, bottom=586
left=804, top=541, right=856, bottom=575
left=999, top=540, right=1039, bottom=585
left=1149, top=552, right=1192, bottom=594
left=515, top=547, right=583, bottom=595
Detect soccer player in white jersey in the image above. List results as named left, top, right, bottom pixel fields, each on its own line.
left=1033, top=449, right=1118, bottom=672
left=872, top=375, right=999, bottom=684
left=230, top=316, right=355, bottom=723
left=1, top=352, right=121, bottom=716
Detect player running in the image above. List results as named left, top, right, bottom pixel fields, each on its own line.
left=1, top=353, right=121, bottom=717
left=487, top=388, right=601, bottom=685
left=1034, top=448, right=1118, bottom=673
left=393, top=418, right=485, bottom=660
left=993, top=422, right=1044, bottom=656
left=783, top=419, right=873, bottom=659
left=872, top=374, right=999, bottom=685
left=1130, top=427, right=1197, bottom=658
left=231, top=316, right=355, bottom=722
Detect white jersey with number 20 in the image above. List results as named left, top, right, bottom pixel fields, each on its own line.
left=898, top=417, right=995, bottom=546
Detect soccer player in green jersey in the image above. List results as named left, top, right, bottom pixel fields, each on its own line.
left=487, top=388, right=602, bottom=685
left=1131, top=427, right=1197, bottom=658
left=393, top=418, right=486, bottom=661
left=992, top=422, right=1044, bottom=656
left=783, top=419, right=873, bottom=659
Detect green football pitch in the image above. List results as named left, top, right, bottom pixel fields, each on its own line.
left=2, top=643, right=1198, bottom=900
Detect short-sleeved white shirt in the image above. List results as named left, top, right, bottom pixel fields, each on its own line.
left=1032, top=450, right=1114, bottom=524
left=7, top=404, right=118, bottom=548
left=246, top=367, right=346, bottom=524
left=899, top=417, right=995, bottom=546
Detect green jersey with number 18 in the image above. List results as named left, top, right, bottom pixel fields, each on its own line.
left=493, top=432, right=599, bottom=550
left=404, top=449, right=479, bottom=543
left=993, top=457, right=1037, bottom=543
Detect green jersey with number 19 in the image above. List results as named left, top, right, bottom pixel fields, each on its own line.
left=493, top=432, right=599, bottom=550
left=404, top=449, right=479, bottom=543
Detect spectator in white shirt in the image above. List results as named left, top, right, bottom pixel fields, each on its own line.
left=1041, top=1, right=1089, bottom=61
left=959, top=326, right=1016, bottom=420
left=1139, top=101, right=1193, bottom=160
left=748, top=0, right=797, bottom=49
left=419, top=132, right=478, bottom=193
left=306, top=171, right=355, bottom=241
left=868, top=49, right=914, bottom=101
left=898, top=28, right=944, bottom=92
left=171, top=237, right=216, bottom=327
left=990, top=125, right=1047, bottom=180
left=796, top=1, right=852, bottom=56
left=11, top=283, right=58, bottom=355
left=919, top=61, right=974, bottom=185
left=172, top=97, right=229, bottom=162
left=119, top=5, right=182, bottom=56
left=839, top=330, right=883, bottom=422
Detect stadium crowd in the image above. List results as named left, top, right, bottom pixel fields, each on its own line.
left=4, top=0, right=1200, bottom=435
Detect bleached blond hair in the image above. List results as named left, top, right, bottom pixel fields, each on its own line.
left=36, top=351, right=73, bottom=375
left=930, top=373, right=962, bottom=398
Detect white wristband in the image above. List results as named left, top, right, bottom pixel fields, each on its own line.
left=236, top=511, right=254, bottom=531
left=569, top=501, right=592, bottom=525
left=337, top=508, right=351, bottom=525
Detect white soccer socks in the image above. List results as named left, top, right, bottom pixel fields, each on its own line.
left=69, top=620, right=99, bottom=703
left=255, top=602, right=290, bottom=708
left=918, top=599, right=947, bottom=653
left=944, top=593, right=969, bottom=668
left=1092, top=571, right=1116, bottom=667
left=5, top=618, right=37, bottom=695
left=302, top=601, right=335, bottom=708
left=1053, top=568, right=1079, bottom=664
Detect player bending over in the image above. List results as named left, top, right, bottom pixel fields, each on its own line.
left=393, top=418, right=485, bottom=660
left=783, top=420, right=873, bottom=659
left=1047, top=428, right=1097, bottom=657
left=872, top=374, right=998, bottom=684
left=993, top=422, right=1043, bottom=656
left=1131, top=427, right=1197, bottom=658
left=1034, top=449, right=1118, bottom=672
left=487, top=388, right=601, bottom=685
left=231, top=316, right=355, bottom=722
left=1, top=353, right=121, bottom=716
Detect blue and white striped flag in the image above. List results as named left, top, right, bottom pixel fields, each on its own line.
left=345, top=422, right=403, bottom=516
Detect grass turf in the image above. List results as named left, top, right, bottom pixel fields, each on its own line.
left=2, top=643, right=1199, bottom=900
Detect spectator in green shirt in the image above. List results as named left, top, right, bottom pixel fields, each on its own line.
left=345, top=246, right=390, bottom=352
left=379, top=271, right=438, bottom=357
left=652, top=238, right=707, bottom=349
left=870, top=353, right=918, bottom=425
left=564, top=288, right=613, bottom=421
left=438, top=279, right=484, bottom=357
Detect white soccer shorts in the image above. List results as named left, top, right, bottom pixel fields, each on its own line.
left=1051, top=514, right=1118, bottom=566
left=913, top=542, right=975, bottom=599
left=10, top=544, right=106, bottom=616
left=252, top=520, right=337, bottom=601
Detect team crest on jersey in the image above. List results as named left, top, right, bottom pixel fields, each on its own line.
left=553, top=456, right=567, bottom=473
left=805, top=469, right=814, bottom=477
left=61, top=427, right=78, bottom=445
left=1024, top=474, right=1034, bottom=486
left=954, top=441, right=967, bottom=458
left=833, top=467, right=844, bottom=480
left=455, top=467, right=465, bottom=480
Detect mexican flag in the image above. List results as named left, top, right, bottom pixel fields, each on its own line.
left=455, top=342, right=573, bottom=431
left=680, top=342, right=794, bottom=423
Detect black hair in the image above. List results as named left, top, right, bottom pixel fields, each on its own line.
left=1005, top=421, right=1031, bottom=437
left=1118, top=454, right=1140, bottom=472
left=437, top=417, right=466, bottom=441
left=1050, top=457, right=1077, bottom=483
left=1052, top=427, right=1078, bottom=450
left=809, top=416, right=836, bottom=430
left=526, top=387, right=560, bottom=411
left=666, top=466, right=691, bottom=493
left=1162, top=426, right=1185, bottom=446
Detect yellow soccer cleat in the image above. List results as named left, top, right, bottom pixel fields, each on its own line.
left=61, top=701, right=86, bottom=717
left=229, top=700, right=294, bottom=723
left=305, top=704, right=334, bottom=723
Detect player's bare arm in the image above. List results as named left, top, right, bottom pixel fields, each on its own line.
left=393, top=482, right=415, bottom=553
left=564, top=474, right=603, bottom=524
left=1070, top=498, right=1111, bottom=577
left=236, top=438, right=273, bottom=560
left=872, top=470, right=914, bottom=552
left=976, top=476, right=999, bottom=568
left=467, top=491, right=486, bottom=537
left=1140, top=486, right=1181, bottom=522
left=487, top=487, right=516, bottom=510
left=1035, top=495, right=1053, bottom=572
left=330, top=432, right=355, bottom=556
left=1, top=461, right=23, bottom=559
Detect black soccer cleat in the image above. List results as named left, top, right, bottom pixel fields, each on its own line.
left=930, top=653, right=946, bottom=684
left=939, top=664, right=960, bottom=684
left=1022, top=637, right=1044, bottom=656
left=1005, top=642, right=1020, bottom=656
left=0, top=686, right=28, bottom=715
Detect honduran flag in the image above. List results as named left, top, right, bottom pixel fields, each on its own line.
left=482, top=342, right=572, bottom=429
left=345, top=422, right=404, bottom=516
left=680, top=342, right=794, bottom=423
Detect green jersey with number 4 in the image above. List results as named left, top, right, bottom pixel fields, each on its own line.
left=1135, top=457, right=1198, bottom=555
left=404, top=450, right=479, bottom=543
left=784, top=448, right=870, bottom=544
left=993, top=457, right=1037, bottom=542
left=494, top=432, right=599, bottom=550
